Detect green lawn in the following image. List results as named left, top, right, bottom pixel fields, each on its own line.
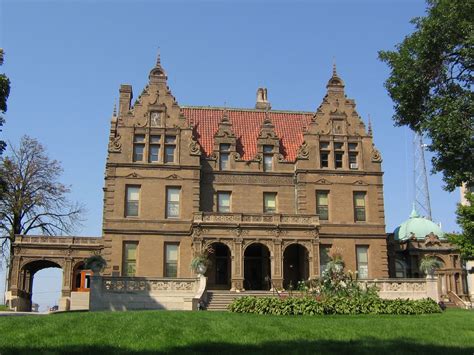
left=0, top=309, right=472, bottom=354
left=0, top=304, right=10, bottom=311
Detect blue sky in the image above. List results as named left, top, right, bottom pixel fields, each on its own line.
left=0, top=0, right=462, bottom=310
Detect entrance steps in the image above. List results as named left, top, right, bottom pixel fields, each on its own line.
left=206, top=290, right=287, bottom=311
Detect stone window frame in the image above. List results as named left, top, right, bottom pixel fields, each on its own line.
left=124, top=185, right=141, bottom=218
left=256, top=138, right=279, bottom=173
left=216, top=191, right=232, bottom=213
left=122, top=241, right=139, bottom=277
left=353, top=190, right=367, bottom=222
left=213, top=136, right=237, bottom=171
left=164, top=242, right=180, bottom=278
left=166, top=186, right=182, bottom=219
left=355, top=245, right=369, bottom=279
left=263, top=191, right=278, bottom=214
left=316, top=190, right=330, bottom=221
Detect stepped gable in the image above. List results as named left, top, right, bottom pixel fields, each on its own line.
left=182, top=107, right=313, bottom=162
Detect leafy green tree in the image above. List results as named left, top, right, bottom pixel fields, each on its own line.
left=379, top=0, right=473, bottom=192
left=448, top=192, right=474, bottom=259
left=0, top=48, right=11, bottom=155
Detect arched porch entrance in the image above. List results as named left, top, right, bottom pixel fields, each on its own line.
left=20, top=260, right=63, bottom=312
left=244, top=243, right=271, bottom=290
left=283, top=244, right=309, bottom=289
left=206, top=242, right=231, bottom=290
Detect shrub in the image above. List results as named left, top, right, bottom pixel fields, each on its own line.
left=228, top=296, right=441, bottom=315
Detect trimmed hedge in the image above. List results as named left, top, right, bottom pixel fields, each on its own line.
left=228, top=296, right=442, bottom=315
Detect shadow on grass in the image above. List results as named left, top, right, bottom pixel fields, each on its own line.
left=0, top=338, right=470, bottom=355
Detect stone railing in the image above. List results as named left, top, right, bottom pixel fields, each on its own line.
left=193, top=212, right=319, bottom=226
left=14, top=235, right=102, bottom=245
left=358, top=278, right=438, bottom=301
left=101, top=277, right=198, bottom=293
left=90, top=276, right=206, bottom=311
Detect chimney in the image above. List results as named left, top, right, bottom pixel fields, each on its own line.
left=255, top=88, right=271, bottom=110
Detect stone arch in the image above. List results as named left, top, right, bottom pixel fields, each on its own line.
left=205, top=242, right=232, bottom=290
left=395, top=258, right=408, bottom=278
left=283, top=243, right=310, bottom=289
left=19, top=259, right=64, bottom=312
left=244, top=242, right=271, bottom=290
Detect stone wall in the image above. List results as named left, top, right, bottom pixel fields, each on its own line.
left=359, top=278, right=439, bottom=301
left=90, top=275, right=206, bottom=311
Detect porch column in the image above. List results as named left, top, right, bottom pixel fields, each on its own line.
left=231, top=239, right=243, bottom=291
left=59, top=259, right=72, bottom=311
left=311, top=239, right=320, bottom=279
left=272, top=239, right=283, bottom=290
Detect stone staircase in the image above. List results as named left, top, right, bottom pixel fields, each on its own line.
left=206, top=290, right=286, bottom=311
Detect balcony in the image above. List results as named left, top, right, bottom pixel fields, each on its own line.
left=193, top=212, right=319, bottom=226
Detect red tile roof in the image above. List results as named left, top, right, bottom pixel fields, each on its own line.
left=182, top=107, right=314, bottom=162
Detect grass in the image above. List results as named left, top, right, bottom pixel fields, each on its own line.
left=0, top=304, right=10, bottom=311
left=0, top=309, right=472, bottom=354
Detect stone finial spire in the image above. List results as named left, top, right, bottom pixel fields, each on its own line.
left=332, top=57, right=337, bottom=76
left=149, top=48, right=167, bottom=83
left=326, top=62, right=345, bottom=91
left=112, top=100, right=117, bottom=117
left=368, top=115, right=373, bottom=136
left=221, top=103, right=230, bottom=123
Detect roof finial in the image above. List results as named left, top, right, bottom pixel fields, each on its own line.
left=410, top=202, right=420, bottom=218
left=221, top=101, right=229, bottom=123
left=332, top=56, right=337, bottom=76
left=156, top=47, right=161, bottom=66
left=113, top=100, right=117, bottom=117
left=368, top=114, right=373, bottom=136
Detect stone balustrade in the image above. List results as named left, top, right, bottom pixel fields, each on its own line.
left=90, top=276, right=206, bottom=311
left=14, top=235, right=102, bottom=245
left=359, top=278, right=438, bottom=301
left=193, top=212, right=319, bottom=225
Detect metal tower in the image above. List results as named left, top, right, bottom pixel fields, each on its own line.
left=413, top=132, right=432, bottom=220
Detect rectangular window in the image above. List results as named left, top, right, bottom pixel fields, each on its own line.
left=166, top=187, right=181, bottom=218
left=319, top=245, right=331, bottom=275
left=149, top=135, right=161, bottom=163
left=263, top=145, right=273, bottom=172
left=165, top=243, right=179, bottom=277
left=320, top=151, right=329, bottom=168
left=334, top=142, right=344, bottom=150
left=217, top=192, right=231, bottom=213
left=349, top=152, right=358, bottom=169
left=219, top=144, right=230, bottom=170
left=356, top=246, right=369, bottom=279
left=123, top=242, right=138, bottom=277
left=316, top=191, right=329, bottom=221
left=263, top=192, right=277, bottom=213
left=354, top=192, right=366, bottom=222
left=320, top=142, right=329, bottom=168
left=164, top=136, right=176, bottom=163
left=133, top=135, right=145, bottom=162
left=335, top=152, right=344, bottom=169
left=125, top=185, right=140, bottom=217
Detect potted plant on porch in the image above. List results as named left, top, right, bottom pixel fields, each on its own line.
left=191, top=246, right=214, bottom=275
left=419, top=256, right=443, bottom=278
left=84, top=254, right=107, bottom=275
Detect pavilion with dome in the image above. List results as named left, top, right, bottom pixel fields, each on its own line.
left=387, top=205, right=468, bottom=300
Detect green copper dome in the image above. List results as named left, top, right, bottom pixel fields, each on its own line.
left=394, top=205, right=445, bottom=241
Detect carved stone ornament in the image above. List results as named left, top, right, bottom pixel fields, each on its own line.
left=297, top=141, right=310, bottom=160
left=315, top=178, right=332, bottom=185
left=424, top=232, right=442, bottom=247
left=125, top=172, right=142, bottom=179
left=371, top=144, right=382, bottom=162
left=189, top=137, right=201, bottom=156
left=108, top=134, right=122, bottom=153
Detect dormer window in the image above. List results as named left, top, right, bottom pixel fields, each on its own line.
left=219, top=144, right=230, bottom=170
left=349, top=143, right=358, bottom=170
left=320, top=141, right=329, bottom=168
left=149, top=135, right=161, bottom=163
left=334, top=142, right=344, bottom=169
left=263, top=145, right=273, bottom=172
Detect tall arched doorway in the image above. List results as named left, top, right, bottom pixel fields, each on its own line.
left=206, top=242, right=231, bottom=290
left=21, top=260, right=63, bottom=312
left=283, top=244, right=309, bottom=289
left=244, top=243, right=271, bottom=290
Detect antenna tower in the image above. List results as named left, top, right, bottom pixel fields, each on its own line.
left=413, top=132, right=432, bottom=219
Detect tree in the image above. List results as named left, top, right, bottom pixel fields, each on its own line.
left=0, top=48, right=11, bottom=156
left=378, top=0, right=473, bottom=192
left=448, top=192, right=474, bottom=260
left=0, top=136, right=84, bottom=257
left=419, top=256, right=443, bottom=277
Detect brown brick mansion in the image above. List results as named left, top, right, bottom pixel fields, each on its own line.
left=102, top=55, right=388, bottom=291
left=8, top=55, right=468, bottom=312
